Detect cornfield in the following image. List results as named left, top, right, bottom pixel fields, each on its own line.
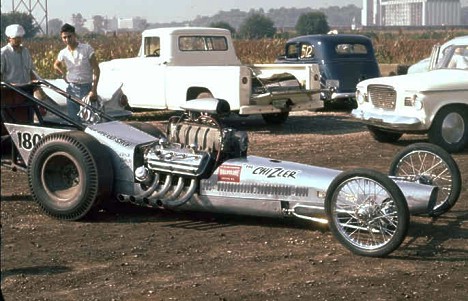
left=6, top=30, right=465, bottom=79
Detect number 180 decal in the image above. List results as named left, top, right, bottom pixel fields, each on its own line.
left=16, top=132, right=43, bottom=151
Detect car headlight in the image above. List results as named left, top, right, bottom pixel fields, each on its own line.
left=356, top=90, right=368, bottom=104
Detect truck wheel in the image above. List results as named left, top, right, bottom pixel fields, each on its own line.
left=262, top=112, right=289, bottom=125
left=28, top=131, right=113, bottom=220
left=389, top=143, right=461, bottom=217
left=126, top=121, right=165, bottom=139
left=325, top=168, right=409, bottom=257
left=367, top=126, right=402, bottom=142
left=428, top=105, right=468, bottom=153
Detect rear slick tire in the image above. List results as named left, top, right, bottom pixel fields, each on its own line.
left=28, top=131, right=113, bottom=220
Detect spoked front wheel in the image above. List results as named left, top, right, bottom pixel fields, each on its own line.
left=389, top=143, right=461, bottom=217
left=325, top=169, right=410, bottom=257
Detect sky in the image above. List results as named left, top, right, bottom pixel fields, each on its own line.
left=1, top=0, right=363, bottom=23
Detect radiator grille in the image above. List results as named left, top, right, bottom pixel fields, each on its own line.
left=368, top=85, right=396, bottom=110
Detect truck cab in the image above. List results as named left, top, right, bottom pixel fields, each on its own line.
left=137, top=27, right=242, bottom=66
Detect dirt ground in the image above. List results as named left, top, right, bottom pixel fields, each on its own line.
left=1, top=110, right=467, bottom=301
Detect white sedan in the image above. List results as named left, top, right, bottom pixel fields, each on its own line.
left=352, top=36, right=468, bottom=153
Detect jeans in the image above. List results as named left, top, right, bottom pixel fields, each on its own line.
left=66, top=83, right=92, bottom=122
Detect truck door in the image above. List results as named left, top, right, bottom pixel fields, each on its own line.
left=125, top=36, right=166, bottom=109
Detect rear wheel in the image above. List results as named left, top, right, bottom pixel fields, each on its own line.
left=262, top=112, right=289, bottom=125
left=325, top=168, right=409, bottom=257
left=28, top=131, right=113, bottom=220
left=367, top=125, right=402, bottom=142
left=389, top=143, right=461, bottom=217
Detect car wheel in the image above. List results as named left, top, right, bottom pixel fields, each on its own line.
left=428, top=105, right=468, bottom=153
left=28, top=131, right=113, bottom=220
left=389, top=143, right=461, bottom=217
left=325, top=168, right=409, bottom=257
left=262, top=112, right=289, bottom=125
left=367, top=125, right=402, bottom=142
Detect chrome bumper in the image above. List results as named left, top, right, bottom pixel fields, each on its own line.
left=351, top=109, right=426, bottom=131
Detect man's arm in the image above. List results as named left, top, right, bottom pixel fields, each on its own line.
left=53, top=59, right=64, bottom=76
left=89, top=53, right=100, bottom=97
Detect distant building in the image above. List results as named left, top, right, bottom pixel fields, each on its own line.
left=118, top=17, right=147, bottom=31
left=362, top=0, right=461, bottom=26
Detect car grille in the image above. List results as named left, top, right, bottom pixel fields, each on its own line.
left=368, top=85, right=396, bottom=110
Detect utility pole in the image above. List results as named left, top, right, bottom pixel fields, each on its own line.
left=11, top=0, right=49, bottom=35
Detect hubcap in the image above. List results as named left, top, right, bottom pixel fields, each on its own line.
left=441, top=112, right=464, bottom=144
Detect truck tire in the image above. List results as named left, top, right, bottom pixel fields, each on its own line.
left=325, top=168, right=409, bottom=257
left=367, top=125, right=402, bottom=142
left=428, top=105, right=468, bottom=153
left=28, top=131, right=113, bottom=220
left=389, top=142, right=461, bottom=217
left=262, top=112, right=289, bottom=125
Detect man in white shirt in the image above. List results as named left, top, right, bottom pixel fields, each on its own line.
left=53, top=23, right=100, bottom=121
left=1, top=24, right=36, bottom=84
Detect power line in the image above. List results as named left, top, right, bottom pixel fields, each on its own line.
left=11, top=0, right=49, bottom=35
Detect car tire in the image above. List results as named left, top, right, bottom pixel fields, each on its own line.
left=389, top=142, right=461, bottom=217
left=262, top=112, right=289, bottom=125
left=28, top=131, right=114, bottom=220
left=367, top=125, right=402, bottom=142
left=428, top=105, right=468, bottom=153
left=325, top=168, right=409, bottom=257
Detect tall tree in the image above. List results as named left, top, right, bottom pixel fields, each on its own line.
left=1, top=12, right=41, bottom=40
left=295, top=12, right=330, bottom=35
left=209, top=21, right=236, bottom=36
left=71, top=13, right=87, bottom=33
left=47, top=18, right=63, bottom=36
left=92, top=15, right=106, bottom=34
left=238, top=13, right=276, bottom=39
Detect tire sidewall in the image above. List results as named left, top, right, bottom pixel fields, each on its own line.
left=29, top=140, right=95, bottom=214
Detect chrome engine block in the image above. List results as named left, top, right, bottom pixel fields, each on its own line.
left=121, top=110, right=248, bottom=209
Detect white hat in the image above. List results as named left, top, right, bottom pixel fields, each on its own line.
left=5, top=24, right=25, bottom=38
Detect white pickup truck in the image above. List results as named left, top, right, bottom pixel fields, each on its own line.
left=99, top=27, right=323, bottom=124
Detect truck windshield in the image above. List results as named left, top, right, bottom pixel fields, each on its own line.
left=436, top=45, right=468, bottom=70
left=178, top=36, right=228, bottom=51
